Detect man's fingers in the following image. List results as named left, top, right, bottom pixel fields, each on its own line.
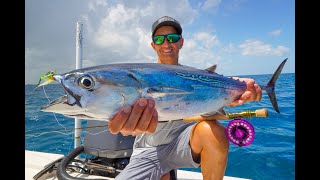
left=129, top=131, right=143, bottom=136
left=122, top=98, right=148, bottom=133
left=109, top=98, right=158, bottom=136
left=146, top=110, right=158, bottom=134
left=135, top=99, right=155, bottom=132
left=246, top=80, right=257, bottom=102
left=108, top=106, right=131, bottom=134
left=254, top=84, right=262, bottom=101
left=226, top=101, right=237, bottom=107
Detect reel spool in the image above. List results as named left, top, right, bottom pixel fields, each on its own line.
left=226, top=118, right=255, bottom=147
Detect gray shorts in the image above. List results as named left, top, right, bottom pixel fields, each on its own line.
left=115, top=124, right=200, bottom=180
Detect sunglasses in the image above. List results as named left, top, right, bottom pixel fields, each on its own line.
left=152, top=33, right=181, bottom=45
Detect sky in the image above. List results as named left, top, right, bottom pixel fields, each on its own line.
left=25, top=0, right=295, bottom=85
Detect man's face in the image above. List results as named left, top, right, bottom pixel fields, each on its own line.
left=151, top=26, right=184, bottom=65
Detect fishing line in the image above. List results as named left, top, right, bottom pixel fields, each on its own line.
left=42, top=86, right=68, bottom=132
left=25, top=120, right=196, bottom=138
left=25, top=130, right=74, bottom=138
left=25, top=125, right=111, bottom=138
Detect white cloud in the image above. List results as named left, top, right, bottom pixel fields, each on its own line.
left=88, top=0, right=108, bottom=12
left=269, top=29, right=282, bottom=36
left=239, top=39, right=289, bottom=56
left=25, top=0, right=294, bottom=84
left=194, top=32, right=219, bottom=49
left=179, top=36, right=220, bottom=69
left=81, top=0, right=199, bottom=66
left=25, top=48, right=46, bottom=61
left=222, top=43, right=237, bottom=54
left=202, top=0, right=222, bottom=10
left=93, top=4, right=139, bottom=49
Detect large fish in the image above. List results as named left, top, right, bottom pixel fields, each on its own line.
left=41, top=59, right=287, bottom=121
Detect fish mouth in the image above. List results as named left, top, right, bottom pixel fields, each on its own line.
left=41, top=94, right=74, bottom=111
left=40, top=95, right=95, bottom=119
left=62, top=113, right=95, bottom=119
left=41, top=93, right=87, bottom=116
left=40, top=90, right=81, bottom=113
left=41, top=94, right=68, bottom=110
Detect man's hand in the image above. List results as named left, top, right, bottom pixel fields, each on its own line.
left=227, top=77, right=262, bottom=106
left=108, top=98, right=158, bottom=136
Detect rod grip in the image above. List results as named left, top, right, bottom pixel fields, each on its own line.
left=255, top=108, right=268, bottom=117
left=183, top=114, right=228, bottom=123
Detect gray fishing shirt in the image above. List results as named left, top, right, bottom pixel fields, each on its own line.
left=131, top=120, right=196, bottom=156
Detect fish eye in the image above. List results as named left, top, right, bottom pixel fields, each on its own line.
left=78, top=75, right=94, bottom=90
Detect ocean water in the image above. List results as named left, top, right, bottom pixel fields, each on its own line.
left=25, top=73, right=295, bottom=180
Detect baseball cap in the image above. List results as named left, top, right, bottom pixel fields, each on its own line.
left=151, top=16, right=182, bottom=37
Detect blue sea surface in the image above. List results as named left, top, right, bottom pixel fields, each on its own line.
left=25, top=73, right=295, bottom=180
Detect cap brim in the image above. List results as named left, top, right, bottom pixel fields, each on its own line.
left=152, top=21, right=182, bottom=36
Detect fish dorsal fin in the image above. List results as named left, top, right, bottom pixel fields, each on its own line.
left=205, top=64, right=217, bottom=73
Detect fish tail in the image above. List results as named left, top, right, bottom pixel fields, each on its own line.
left=262, top=58, right=287, bottom=113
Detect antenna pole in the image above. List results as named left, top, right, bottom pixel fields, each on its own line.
left=75, top=21, right=83, bottom=158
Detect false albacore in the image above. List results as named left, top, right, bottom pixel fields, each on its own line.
left=40, top=59, right=287, bottom=121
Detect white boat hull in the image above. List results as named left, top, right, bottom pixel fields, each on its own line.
left=25, top=150, right=250, bottom=180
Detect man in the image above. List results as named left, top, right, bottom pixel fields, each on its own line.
left=109, top=16, right=262, bottom=180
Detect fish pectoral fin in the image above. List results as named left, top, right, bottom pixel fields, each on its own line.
left=201, top=108, right=227, bottom=117
left=145, top=87, right=193, bottom=98
left=217, top=108, right=227, bottom=116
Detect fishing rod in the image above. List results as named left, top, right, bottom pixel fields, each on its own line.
left=26, top=108, right=267, bottom=139
left=183, top=108, right=268, bottom=122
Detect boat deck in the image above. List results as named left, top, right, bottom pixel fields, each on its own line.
left=25, top=150, right=250, bottom=180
